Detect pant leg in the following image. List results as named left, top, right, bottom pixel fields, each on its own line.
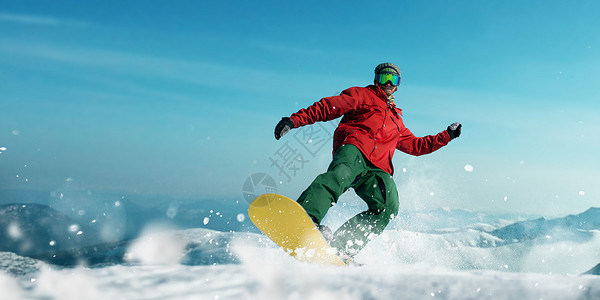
left=297, top=144, right=365, bottom=223
left=331, top=166, right=399, bottom=256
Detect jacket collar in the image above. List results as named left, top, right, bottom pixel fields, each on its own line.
left=366, top=85, right=402, bottom=115
left=366, top=85, right=388, bottom=102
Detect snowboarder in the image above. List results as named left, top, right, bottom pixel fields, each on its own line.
left=274, top=62, right=461, bottom=260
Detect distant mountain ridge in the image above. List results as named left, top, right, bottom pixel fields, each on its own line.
left=585, top=263, right=600, bottom=275
left=490, top=207, right=600, bottom=245
left=393, top=207, right=541, bottom=232
left=0, top=203, right=105, bottom=258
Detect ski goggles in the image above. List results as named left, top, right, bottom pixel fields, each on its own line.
left=375, top=73, right=401, bottom=86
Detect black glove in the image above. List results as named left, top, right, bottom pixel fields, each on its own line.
left=274, top=117, right=294, bottom=140
left=447, top=122, right=462, bottom=139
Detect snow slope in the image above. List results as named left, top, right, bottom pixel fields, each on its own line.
left=1, top=231, right=599, bottom=300
left=1, top=205, right=599, bottom=299
left=2, top=261, right=600, bottom=300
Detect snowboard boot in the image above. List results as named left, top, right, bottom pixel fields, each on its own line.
left=337, top=252, right=362, bottom=266
left=317, top=224, right=334, bottom=246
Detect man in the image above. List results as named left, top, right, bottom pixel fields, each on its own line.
left=274, top=62, right=461, bottom=260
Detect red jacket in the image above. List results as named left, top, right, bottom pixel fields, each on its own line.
left=289, top=85, right=451, bottom=175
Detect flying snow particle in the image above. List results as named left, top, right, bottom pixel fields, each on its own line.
left=579, top=191, right=585, bottom=196
left=69, top=224, right=80, bottom=232
left=464, top=164, right=474, bottom=172
left=166, top=205, right=178, bottom=219
left=203, top=217, right=210, bottom=225
left=125, top=230, right=186, bottom=265
left=114, top=201, right=121, bottom=207
left=8, top=223, right=22, bottom=239
left=11, top=130, right=20, bottom=136
left=166, top=208, right=177, bottom=219
left=0, top=147, right=6, bottom=151
left=49, top=240, right=56, bottom=246
left=236, top=214, right=245, bottom=222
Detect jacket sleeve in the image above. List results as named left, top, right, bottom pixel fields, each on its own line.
left=289, top=88, right=360, bottom=128
left=396, top=127, right=452, bottom=156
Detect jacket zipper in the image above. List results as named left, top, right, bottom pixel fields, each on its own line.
left=369, top=103, right=389, bottom=159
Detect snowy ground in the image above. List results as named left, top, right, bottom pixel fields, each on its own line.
left=1, top=206, right=599, bottom=299
left=1, top=227, right=599, bottom=300
left=2, top=253, right=599, bottom=300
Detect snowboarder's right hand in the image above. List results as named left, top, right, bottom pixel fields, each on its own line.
left=274, top=117, right=294, bottom=140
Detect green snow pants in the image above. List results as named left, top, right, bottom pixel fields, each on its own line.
left=297, top=144, right=399, bottom=256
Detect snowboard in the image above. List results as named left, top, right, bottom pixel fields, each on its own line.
left=248, top=193, right=346, bottom=266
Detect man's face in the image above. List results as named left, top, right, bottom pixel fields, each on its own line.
left=378, top=81, right=397, bottom=97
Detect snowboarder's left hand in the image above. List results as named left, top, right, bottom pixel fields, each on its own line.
left=274, top=117, right=294, bottom=140
left=447, top=122, right=462, bottom=139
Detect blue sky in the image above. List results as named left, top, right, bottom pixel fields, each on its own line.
left=0, top=0, right=598, bottom=216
